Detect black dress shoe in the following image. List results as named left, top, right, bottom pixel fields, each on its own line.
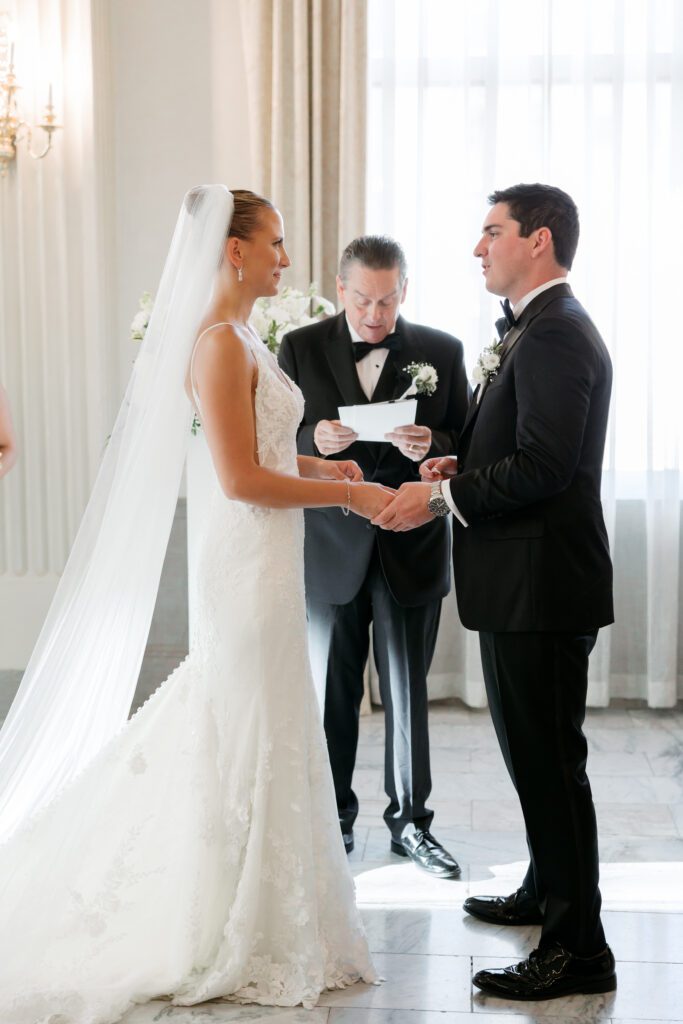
left=473, top=942, right=617, bottom=1001
left=342, top=831, right=354, bottom=855
left=391, top=830, right=461, bottom=878
left=464, top=887, right=544, bottom=926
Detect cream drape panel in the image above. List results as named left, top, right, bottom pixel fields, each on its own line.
left=0, top=0, right=116, bottom=668
left=367, top=0, right=683, bottom=709
left=239, top=0, right=366, bottom=300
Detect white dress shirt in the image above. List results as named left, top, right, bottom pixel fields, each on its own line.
left=347, top=316, right=392, bottom=400
left=439, top=277, right=568, bottom=526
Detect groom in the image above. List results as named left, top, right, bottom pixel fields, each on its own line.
left=374, top=184, right=616, bottom=1000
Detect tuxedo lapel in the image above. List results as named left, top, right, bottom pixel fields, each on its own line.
left=459, top=283, right=574, bottom=441
left=325, top=314, right=369, bottom=407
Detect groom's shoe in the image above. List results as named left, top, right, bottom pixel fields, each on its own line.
left=391, top=830, right=461, bottom=878
left=473, top=942, right=617, bottom=1001
left=464, top=887, right=544, bottom=926
left=342, top=831, right=354, bottom=855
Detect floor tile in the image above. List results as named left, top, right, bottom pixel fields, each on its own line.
left=122, top=1005, right=330, bottom=1023
left=594, top=802, right=678, bottom=837
left=602, top=909, right=683, bottom=963
left=329, top=1011, right=590, bottom=1024
left=318, top=953, right=471, bottom=1012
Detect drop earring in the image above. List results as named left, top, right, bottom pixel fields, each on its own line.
left=237, top=266, right=244, bottom=283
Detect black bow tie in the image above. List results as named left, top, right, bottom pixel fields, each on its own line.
left=352, top=335, right=401, bottom=362
left=495, top=298, right=517, bottom=340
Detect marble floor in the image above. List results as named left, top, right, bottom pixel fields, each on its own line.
left=113, top=700, right=683, bottom=1024
left=0, top=678, right=681, bottom=1024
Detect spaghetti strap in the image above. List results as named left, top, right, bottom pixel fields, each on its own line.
left=189, top=321, right=238, bottom=414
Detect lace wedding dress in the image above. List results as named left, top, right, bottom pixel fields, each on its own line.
left=0, top=327, right=376, bottom=1024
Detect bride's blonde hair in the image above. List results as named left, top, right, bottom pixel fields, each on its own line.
left=228, top=189, right=275, bottom=240
left=184, top=187, right=274, bottom=241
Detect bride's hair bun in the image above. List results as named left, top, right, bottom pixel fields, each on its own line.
left=228, top=189, right=275, bottom=240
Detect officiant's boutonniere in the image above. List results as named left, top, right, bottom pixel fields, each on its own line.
left=472, top=341, right=503, bottom=386
left=399, top=362, right=439, bottom=398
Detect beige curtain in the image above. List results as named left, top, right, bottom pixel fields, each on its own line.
left=239, top=0, right=366, bottom=301
left=0, top=0, right=117, bottom=668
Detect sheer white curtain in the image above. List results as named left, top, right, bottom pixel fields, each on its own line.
left=367, top=0, right=682, bottom=707
left=0, top=0, right=117, bottom=668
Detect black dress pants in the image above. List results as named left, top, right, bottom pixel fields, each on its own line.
left=479, top=629, right=606, bottom=955
left=307, top=548, right=441, bottom=841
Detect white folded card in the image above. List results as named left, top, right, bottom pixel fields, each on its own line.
left=338, top=398, right=417, bottom=442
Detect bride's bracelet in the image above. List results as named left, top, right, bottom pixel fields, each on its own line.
left=341, top=478, right=351, bottom=517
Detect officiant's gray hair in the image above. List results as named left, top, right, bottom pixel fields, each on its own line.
left=339, top=235, right=408, bottom=285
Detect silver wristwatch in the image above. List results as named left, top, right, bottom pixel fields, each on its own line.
left=427, top=481, right=451, bottom=517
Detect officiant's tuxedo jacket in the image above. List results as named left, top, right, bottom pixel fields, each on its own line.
left=448, top=283, right=614, bottom=633
left=279, top=312, right=470, bottom=607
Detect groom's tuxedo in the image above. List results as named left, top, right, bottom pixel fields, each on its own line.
left=279, top=312, right=470, bottom=842
left=448, top=282, right=613, bottom=955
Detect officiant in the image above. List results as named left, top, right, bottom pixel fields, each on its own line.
left=279, top=236, right=470, bottom=876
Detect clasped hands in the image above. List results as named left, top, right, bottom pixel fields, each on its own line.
left=372, top=455, right=459, bottom=532
left=315, top=430, right=458, bottom=528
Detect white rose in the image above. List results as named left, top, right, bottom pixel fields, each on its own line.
left=312, top=295, right=336, bottom=316
left=130, top=310, right=149, bottom=339
left=481, top=351, right=500, bottom=371
left=417, top=366, right=438, bottom=385
left=280, top=291, right=310, bottom=320
left=249, top=307, right=270, bottom=340
left=139, top=291, right=154, bottom=313
left=472, top=364, right=487, bottom=384
left=263, top=303, right=291, bottom=327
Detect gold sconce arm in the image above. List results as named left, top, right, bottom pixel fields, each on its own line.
left=0, top=36, right=61, bottom=175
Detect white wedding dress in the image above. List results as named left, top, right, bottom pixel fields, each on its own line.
left=0, top=327, right=376, bottom=1024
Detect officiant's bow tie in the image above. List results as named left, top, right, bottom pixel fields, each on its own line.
left=495, top=298, right=517, bottom=340
left=352, top=335, right=401, bottom=362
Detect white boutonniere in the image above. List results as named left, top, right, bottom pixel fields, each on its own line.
left=472, top=340, right=503, bottom=386
left=399, top=362, right=439, bottom=398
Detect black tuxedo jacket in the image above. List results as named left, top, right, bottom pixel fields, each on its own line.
left=449, top=283, right=614, bottom=633
left=279, top=312, right=471, bottom=607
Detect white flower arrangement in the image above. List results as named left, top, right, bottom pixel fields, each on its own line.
left=472, top=340, right=503, bottom=386
left=129, top=283, right=334, bottom=434
left=130, top=292, right=154, bottom=341
left=251, top=284, right=335, bottom=354
left=400, top=362, right=439, bottom=398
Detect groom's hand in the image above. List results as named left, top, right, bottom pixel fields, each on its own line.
left=372, top=481, right=434, bottom=531
left=420, top=456, right=458, bottom=481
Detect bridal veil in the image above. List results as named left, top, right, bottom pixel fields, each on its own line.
left=0, top=185, right=234, bottom=842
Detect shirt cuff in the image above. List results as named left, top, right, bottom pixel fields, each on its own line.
left=440, top=480, right=468, bottom=527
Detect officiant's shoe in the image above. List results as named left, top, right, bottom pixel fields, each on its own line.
left=464, top=887, right=544, bottom=926
left=391, top=830, right=461, bottom=878
left=342, top=831, right=354, bottom=855
left=472, top=942, right=617, bottom=1001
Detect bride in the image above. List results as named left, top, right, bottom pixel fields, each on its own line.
left=0, top=186, right=390, bottom=1023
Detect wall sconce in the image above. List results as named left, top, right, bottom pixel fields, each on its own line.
left=0, top=21, right=61, bottom=176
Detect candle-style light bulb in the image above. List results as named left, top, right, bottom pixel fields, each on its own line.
left=48, top=82, right=53, bottom=108
left=8, top=41, right=14, bottom=69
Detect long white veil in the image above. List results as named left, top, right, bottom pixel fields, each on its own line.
left=0, top=184, right=234, bottom=843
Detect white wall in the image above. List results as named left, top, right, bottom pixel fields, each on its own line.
left=0, top=0, right=253, bottom=668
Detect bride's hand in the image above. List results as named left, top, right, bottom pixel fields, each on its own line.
left=320, top=458, right=364, bottom=483
left=419, top=456, right=458, bottom=481
left=349, top=482, right=396, bottom=520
